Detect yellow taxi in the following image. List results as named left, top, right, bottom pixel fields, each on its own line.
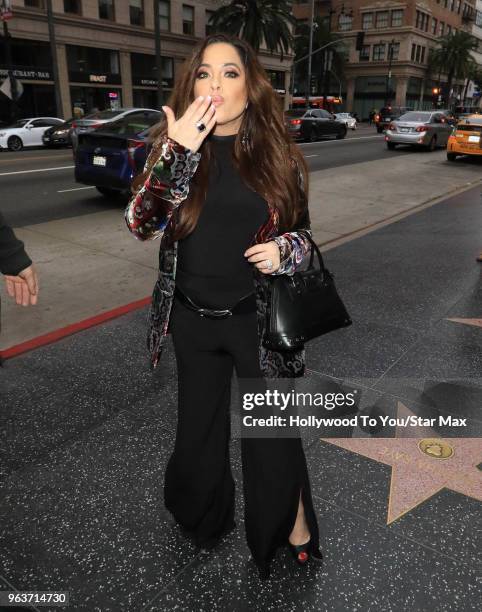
left=446, top=114, right=482, bottom=161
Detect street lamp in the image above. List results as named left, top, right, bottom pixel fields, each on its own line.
left=379, top=38, right=396, bottom=106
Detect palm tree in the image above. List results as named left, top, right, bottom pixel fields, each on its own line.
left=427, top=31, right=478, bottom=107
left=208, top=0, right=296, bottom=62
left=293, top=17, right=346, bottom=98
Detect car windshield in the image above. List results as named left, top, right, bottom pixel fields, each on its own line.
left=83, top=110, right=122, bottom=121
left=398, top=112, right=431, bottom=122
left=459, top=117, right=482, bottom=126
left=100, top=112, right=161, bottom=135
left=6, top=119, right=30, bottom=128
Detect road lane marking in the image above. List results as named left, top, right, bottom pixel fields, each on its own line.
left=57, top=186, right=96, bottom=193
left=299, top=135, right=382, bottom=145
left=0, top=165, right=74, bottom=177
left=305, top=154, right=318, bottom=158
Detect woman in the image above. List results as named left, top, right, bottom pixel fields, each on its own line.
left=125, top=34, right=323, bottom=580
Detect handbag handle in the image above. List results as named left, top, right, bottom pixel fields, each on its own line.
left=306, top=233, right=327, bottom=273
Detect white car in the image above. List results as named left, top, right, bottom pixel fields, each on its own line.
left=0, top=117, right=64, bottom=151
left=334, top=113, right=357, bottom=130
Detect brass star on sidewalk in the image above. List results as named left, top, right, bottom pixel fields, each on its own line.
left=446, top=317, right=482, bottom=328
left=322, top=402, right=482, bottom=524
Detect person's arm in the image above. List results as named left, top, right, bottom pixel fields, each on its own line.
left=124, top=134, right=201, bottom=241
left=270, top=158, right=312, bottom=277
left=0, top=211, right=32, bottom=276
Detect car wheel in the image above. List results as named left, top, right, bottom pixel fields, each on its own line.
left=7, top=135, right=23, bottom=151
left=447, top=152, right=457, bottom=161
left=95, top=186, right=124, bottom=198
left=427, top=136, right=437, bottom=152
left=336, top=128, right=347, bottom=140
left=387, top=142, right=397, bottom=150
left=308, top=128, right=317, bottom=143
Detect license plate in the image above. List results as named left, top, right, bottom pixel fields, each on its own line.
left=468, top=135, right=480, bottom=143
left=93, top=155, right=106, bottom=166
left=399, top=128, right=409, bottom=132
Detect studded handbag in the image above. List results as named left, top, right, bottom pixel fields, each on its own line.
left=262, top=234, right=352, bottom=351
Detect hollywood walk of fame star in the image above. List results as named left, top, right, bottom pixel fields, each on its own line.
left=321, top=402, right=482, bottom=524
left=446, top=317, right=482, bottom=329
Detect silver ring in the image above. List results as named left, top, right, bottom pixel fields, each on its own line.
left=195, top=120, right=206, bottom=132
left=265, top=259, right=273, bottom=270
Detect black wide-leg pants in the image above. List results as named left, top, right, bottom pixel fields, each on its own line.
left=165, top=292, right=321, bottom=577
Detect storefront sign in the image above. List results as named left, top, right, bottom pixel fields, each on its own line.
left=132, top=76, right=174, bottom=88
left=0, top=67, right=52, bottom=80
left=69, top=71, right=121, bottom=85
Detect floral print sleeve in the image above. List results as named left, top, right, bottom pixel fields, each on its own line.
left=124, top=135, right=201, bottom=241
left=270, top=157, right=312, bottom=276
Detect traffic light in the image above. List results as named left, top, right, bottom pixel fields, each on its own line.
left=355, top=31, right=365, bottom=51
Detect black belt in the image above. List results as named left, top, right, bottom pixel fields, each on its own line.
left=174, top=286, right=256, bottom=318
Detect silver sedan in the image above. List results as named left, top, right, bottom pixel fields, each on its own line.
left=384, top=111, right=453, bottom=151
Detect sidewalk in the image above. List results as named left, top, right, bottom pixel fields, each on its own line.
left=1, top=147, right=481, bottom=355
left=0, top=183, right=480, bottom=610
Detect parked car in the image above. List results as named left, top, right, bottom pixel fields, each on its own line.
left=384, top=110, right=453, bottom=151
left=42, top=117, right=75, bottom=148
left=71, top=107, right=158, bottom=153
left=284, top=108, right=347, bottom=142
left=0, top=117, right=64, bottom=151
left=74, top=109, right=162, bottom=198
left=446, top=114, right=482, bottom=161
left=334, top=112, right=357, bottom=130
left=385, top=111, right=452, bottom=151
left=374, top=106, right=408, bottom=133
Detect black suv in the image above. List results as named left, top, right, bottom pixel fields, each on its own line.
left=375, top=106, right=408, bottom=133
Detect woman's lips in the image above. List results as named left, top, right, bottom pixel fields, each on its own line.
left=211, top=96, right=224, bottom=106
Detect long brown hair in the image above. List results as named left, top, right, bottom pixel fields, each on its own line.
left=131, top=33, right=309, bottom=243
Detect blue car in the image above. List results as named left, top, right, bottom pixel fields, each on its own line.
left=74, top=109, right=162, bottom=198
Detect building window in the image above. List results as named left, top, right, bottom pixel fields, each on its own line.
left=64, top=0, right=81, bottom=13
left=444, top=0, right=448, bottom=7
left=373, top=44, right=385, bottom=60
left=456, top=0, right=461, bottom=13
left=450, top=0, right=455, bottom=10
left=362, top=13, right=373, bottom=30
left=159, top=1, right=170, bottom=31
left=375, top=11, right=389, bottom=28
left=338, top=13, right=352, bottom=31
left=129, top=0, right=144, bottom=26
left=25, top=0, right=45, bottom=7
left=416, top=10, right=429, bottom=31
left=206, top=9, right=215, bottom=35
left=446, top=24, right=452, bottom=34
left=411, top=43, right=416, bottom=61
left=389, top=42, right=400, bottom=61
left=183, top=5, right=194, bottom=35
left=391, top=10, right=403, bottom=27
left=421, top=47, right=426, bottom=63
left=359, top=45, right=370, bottom=61
left=439, top=21, right=445, bottom=36
left=431, top=17, right=437, bottom=34
left=67, top=45, right=120, bottom=75
left=98, top=0, right=114, bottom=21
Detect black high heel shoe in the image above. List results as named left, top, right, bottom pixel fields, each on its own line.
left=288, top=538, right=324, bottom=566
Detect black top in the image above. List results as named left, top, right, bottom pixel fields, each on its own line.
left=0, top=212, right=32, bottom=276
left=176, top=133, right=270, bottom=309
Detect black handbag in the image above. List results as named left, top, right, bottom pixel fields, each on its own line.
left=262, top=234, right=352, bottom=351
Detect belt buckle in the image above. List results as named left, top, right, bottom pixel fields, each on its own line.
left=199, top=307, right=232, bottom=319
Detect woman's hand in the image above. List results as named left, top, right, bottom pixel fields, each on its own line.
left=161, top=96, right=217, bottom=153
left=244, top=241, right=281, bottom=274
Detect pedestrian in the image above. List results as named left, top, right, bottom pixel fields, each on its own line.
left=125, top=33, right=323, bottom=580
left=0, top=212, right=39, bottom=310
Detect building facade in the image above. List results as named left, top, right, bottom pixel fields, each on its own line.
left=0, top=0, right=293, bottom=121
left=293, top=0, right=480, bottom=119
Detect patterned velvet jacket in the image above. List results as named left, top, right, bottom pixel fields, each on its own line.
left=125, top=134, right=312, bottom=377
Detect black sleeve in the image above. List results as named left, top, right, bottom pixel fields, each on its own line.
left=0, top=211, right=33, bottom=276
